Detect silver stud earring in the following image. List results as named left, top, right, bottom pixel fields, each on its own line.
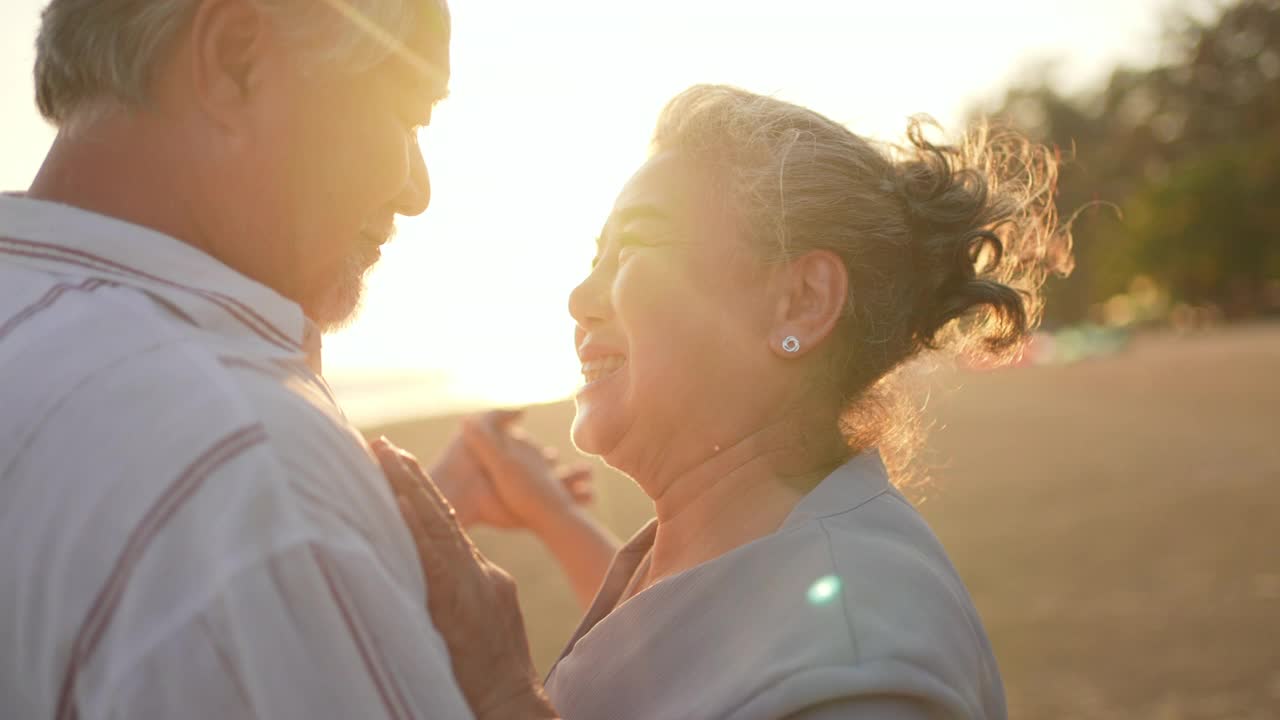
left=782, top=335, right=801, bottom=353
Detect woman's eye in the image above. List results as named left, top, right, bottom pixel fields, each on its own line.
left=616, top=238, right=644, bottom=263
left=594, top=231, right=673, bottom=269
left=617, top=233, right=651, bottom=249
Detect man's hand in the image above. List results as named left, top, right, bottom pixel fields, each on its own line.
left=373, top=438, right=558, bottom=720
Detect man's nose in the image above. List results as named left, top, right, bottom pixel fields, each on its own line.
left=395, top=140, right=431, bottom=217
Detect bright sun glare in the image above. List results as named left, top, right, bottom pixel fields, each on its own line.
left=0, top=0, right=1210, bottom=425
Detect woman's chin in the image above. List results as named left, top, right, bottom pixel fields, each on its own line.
left=569, top=412, right=599, bottom=456
left=569, top=405, right=617, bottom=458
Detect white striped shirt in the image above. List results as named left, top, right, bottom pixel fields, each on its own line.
left=0, top=195, right=473, bottom=720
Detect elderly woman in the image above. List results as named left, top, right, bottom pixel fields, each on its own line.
left=394, top=84, right=1071, bottom=720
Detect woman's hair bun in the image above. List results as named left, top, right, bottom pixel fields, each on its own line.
left=892, top=116, right=1073, bottom=363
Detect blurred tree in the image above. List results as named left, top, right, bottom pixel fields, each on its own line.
left=975, top=0, right=1280, bottom=324
left=1114, top=137, right=1280, bottom=317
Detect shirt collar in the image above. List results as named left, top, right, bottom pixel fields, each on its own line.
left=551, top=449, right=893, bottom=676
left=0, top=194, right=315, bottom=358
left=780, top=450, right=893, bottom=529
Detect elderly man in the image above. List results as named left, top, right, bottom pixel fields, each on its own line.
left=0, top=1, right=555, bottom=717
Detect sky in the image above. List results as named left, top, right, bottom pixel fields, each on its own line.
left=0, top=0, right=1215, bottom=424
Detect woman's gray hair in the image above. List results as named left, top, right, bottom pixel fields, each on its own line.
left=650, top=85, right=1074, bottom=476
left=34, top=0, right=425, bottom=127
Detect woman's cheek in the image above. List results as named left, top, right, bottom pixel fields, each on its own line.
left=609, top=260, right=639, bottom=320
left=613, top=255, right=682, bottom=319
left=618, top=265, right=703, bottom=377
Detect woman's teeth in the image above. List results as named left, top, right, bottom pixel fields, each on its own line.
left=581, top=355, right=625, bottom=383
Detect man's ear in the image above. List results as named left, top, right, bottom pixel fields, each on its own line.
left=767, top=249, right=848, bottom=358
left=188, top=0, right=273, bottom=129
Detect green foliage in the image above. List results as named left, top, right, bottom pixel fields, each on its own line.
left=1104, top=137, right=1280, bottom=316
left=976, top=0, right=1280, bottom=323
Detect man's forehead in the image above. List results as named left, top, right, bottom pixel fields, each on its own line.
left=391, top=48, right=449, bottom=102
left=321, top=0, right=451, bottom=94
left=387, top=0, right=449, bottom=103
left=405, top=0, right=451, bottom=83
left=407, top=0, right=451, bottom=58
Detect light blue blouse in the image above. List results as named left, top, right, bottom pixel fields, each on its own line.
left=544, top=452, right=1007, bottom=719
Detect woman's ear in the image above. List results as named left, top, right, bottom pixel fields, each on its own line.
left=768, top=249, right=848, bottom=358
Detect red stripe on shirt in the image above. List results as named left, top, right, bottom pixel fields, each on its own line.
left=311, top=546, right=414, bottom=720
left=0, top=236, right=297, bottom=347
left=54, top=424, right=269, bottom=720
left=0, top=239, right=299, bottom=351
left=0, top=278, right=109, bottom=343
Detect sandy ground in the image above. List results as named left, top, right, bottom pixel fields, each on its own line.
left=366, top=324, right=1280, bottom=719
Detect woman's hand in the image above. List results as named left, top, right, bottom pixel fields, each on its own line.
left=461, top=411, right=621, bottom=609
left=460, top=409, right=595, bottom=533
left=428, top=409, right=594, bottom=531
left=425, top=410, right=619, bottom=609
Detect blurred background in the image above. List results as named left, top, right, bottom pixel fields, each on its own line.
left=4, top=0, right=1278, bottom=717
left=11, top=0, right=1276, bottom=420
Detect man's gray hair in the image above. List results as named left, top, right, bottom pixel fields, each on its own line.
left=34, top=0, right=422, bottom=127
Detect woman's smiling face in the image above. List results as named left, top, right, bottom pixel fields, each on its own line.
left=567, top=151, right=782, bottom=475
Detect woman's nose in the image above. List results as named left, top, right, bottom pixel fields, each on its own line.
left=568, top=265, right=611, bottom=330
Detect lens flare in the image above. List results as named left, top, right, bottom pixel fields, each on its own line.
left=806, top=575, right=842, bottom=606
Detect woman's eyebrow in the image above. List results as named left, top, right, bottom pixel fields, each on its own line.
left=600, top=205, right=669, bottom=235
left=596, top=205, right=672, bottom=250
left=614, top=205, right=669, bottom=226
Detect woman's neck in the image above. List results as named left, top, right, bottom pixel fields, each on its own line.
left=638, top=416, right=846, bottom=593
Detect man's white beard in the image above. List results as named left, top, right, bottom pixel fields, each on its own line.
left=310, top=250, right=376, bottom=333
